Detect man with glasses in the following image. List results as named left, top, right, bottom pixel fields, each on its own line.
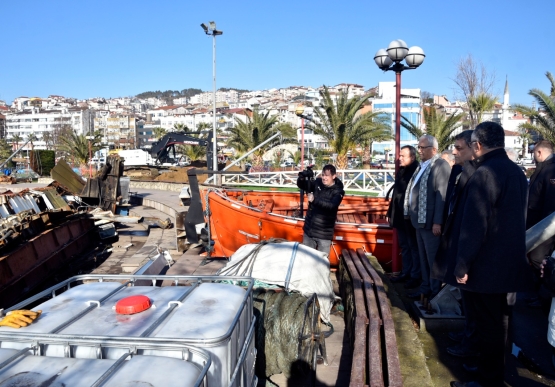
left=433, top=130, right=480, bottom=360
left=404, top=134, right=450, bottom=300
left=387, top=145, right=421, bottom=288
left=296, top=164, right=345, bottom=255
left=447, top=122, right=534, bottom=387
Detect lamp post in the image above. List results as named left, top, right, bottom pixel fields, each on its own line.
left=86, top=135, right=95, bottom=178
left=295, top=105, right=313, bottom=168
left=374, top=40, right=425, bottom=275
left=374, top=40, right=425, bottom=174
left=201, top=21, right=223, bottom=177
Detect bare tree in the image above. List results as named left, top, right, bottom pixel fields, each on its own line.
left=451, top=54, right=497, bottom=128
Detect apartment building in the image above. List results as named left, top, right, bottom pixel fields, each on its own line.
left=371, top=81, right=422, bottom=155
left=188, top=90, right=239, bottom=106
left=5, top=107, right=93, bottom=150
left=94, top=111, right=139, bottom=148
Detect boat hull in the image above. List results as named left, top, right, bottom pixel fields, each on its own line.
left=204, top=190, right=394, bottom=269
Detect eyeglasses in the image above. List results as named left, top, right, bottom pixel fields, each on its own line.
left=417, top=145, right=432, bottom=150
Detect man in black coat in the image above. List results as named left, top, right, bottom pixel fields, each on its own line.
left=527, top=140, right=555, bottom=270
left=296, top=164, right=345, bottom=254
left=448, top=122, right=535, bottom=387
left=433, top=130, right=480, bottom=358
left=387, top=146, right=421, bottom=288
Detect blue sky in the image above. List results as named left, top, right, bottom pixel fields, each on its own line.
left=1, top=0, right=553, bottom=107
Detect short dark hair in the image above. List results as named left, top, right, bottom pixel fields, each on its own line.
left=454, top=130, right=473, bottom=147
left=473, top=121, right=505, bottom=149
left=323, top=164, right=337, bottom=175
left=401, top=145, right=417, bottom=159
left=535, top=140, right=554, bottom=152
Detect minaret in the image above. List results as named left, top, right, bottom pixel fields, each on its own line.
left=503, top=76, right=509, bottom=108
left=502, top=76, right=510, bottom=128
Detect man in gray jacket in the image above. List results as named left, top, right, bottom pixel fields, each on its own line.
left=404, top=134, right=450, bottom=299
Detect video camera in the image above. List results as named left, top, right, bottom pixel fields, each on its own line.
left=298, top=166, right=314, bottom=179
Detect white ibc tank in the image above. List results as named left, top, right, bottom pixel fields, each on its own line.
left=0, top=348, right=204, bottom=386
left=0, top=277, right=256, bottom=387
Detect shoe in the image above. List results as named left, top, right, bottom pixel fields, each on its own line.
left=390, top=273, right=410, bottom=283
left=462, top=363, right=478, bottom=374
left=447, top=343, right=480, bottom=357
left=448, top=331, right=465, bottom=342
left=404, top=278, right=422, bottom=289
left=450, top=382, right=483, bottom=387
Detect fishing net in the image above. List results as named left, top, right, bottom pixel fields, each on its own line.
left=253, top=288, right=321, bottom=382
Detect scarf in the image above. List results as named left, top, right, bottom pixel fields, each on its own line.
left=403, top=154, right=441, bottom=226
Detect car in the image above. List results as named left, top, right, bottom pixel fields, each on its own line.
left=370, top=160, right=385, bottom=169
left=280, top=161, right=294, bottom=167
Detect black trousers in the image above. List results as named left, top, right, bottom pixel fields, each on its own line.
left=463, top=291, right=512, bottom=387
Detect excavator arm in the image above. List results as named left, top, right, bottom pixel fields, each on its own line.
left=149, top=131, right=214, bottom=168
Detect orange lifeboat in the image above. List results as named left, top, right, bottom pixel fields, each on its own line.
left=201, top=189, right=394, bottom=269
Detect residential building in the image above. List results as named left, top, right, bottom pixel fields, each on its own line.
left=371, top=82, right=422, bottom=155
left=5, top=107, right=93, bottom=150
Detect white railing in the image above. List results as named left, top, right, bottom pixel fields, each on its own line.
left=221, top=169, right=395, bottom=196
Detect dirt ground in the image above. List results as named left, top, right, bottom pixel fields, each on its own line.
left=151, top=161, right=243, bottom=183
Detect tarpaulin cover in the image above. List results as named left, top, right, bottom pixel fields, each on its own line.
left=219, top=241, right=335, bottom=323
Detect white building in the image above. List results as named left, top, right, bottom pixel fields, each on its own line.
left=5, top=107, right=93, bottom=150
left=370, top=82, right=422, bottom=155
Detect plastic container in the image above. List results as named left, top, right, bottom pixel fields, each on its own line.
left=0, top=347, right=207, bottom=387
left=0, top=275, right=256, bottom=387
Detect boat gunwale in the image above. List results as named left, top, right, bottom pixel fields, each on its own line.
left=209, top=189, right=391, bottom=228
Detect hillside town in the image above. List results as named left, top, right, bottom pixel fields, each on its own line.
left=0, top=79, right=534, bottom=165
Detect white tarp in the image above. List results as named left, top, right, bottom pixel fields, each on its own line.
left=218, top=241, right=335, bottom=323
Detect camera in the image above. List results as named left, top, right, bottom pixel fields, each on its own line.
left=298, top=167, right=314, bottom=179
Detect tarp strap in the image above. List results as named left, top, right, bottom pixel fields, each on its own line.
left=284, top=242, right=299, bottom=291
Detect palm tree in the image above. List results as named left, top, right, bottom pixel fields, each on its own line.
left=512, top=71, right=555, bottom=145
left=153, top=127, right=167, bottom=140
left=468, top=92, right=497, bottom=126
left=171, top=126, right=209, bottom=163
left=308, top=86, right=391, bottom=169
left=196, top=122, right=212, bottom=132
left=227, top=110, right=296, bottom=167
left=173, top=123, right=189, bottom=132
left=57, top=130, right=103, bottom=165
left=27, top=133, right=38, bottom=151
left=10, top=134, right=23, bottom=151
left=401, top=107, right=464, bottom=151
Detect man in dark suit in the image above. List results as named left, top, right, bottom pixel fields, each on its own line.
left=404, top=134, right=450, bottom=299
left=448, top=122, right=535, bottom=387
left=433, top=130, right=480, bottom=358
left=387, top=145, right=420, bottom=288
left=528, top=140, right=555, bottom=270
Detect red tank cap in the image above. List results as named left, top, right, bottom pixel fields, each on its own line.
left=115, top=295, right=151, bottom=315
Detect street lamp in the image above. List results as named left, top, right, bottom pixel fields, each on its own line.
left=374, top=40, right=425, bottom=174
left=374, top=40, right=424, bottom=275
left=201, top=21, right=223, bottom=178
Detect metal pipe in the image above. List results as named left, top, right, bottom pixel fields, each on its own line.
left=222, top=130, right=282, bottom=171
left=526, top=211, right=555, bottom=253
left=0, top=138, right=32, bottom=171
left=212, top=32, right=218, bottom=178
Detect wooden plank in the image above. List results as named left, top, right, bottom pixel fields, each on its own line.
left=347, top=249, right=384, bottom=387
left=357, top=248, right=403, bottom=387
